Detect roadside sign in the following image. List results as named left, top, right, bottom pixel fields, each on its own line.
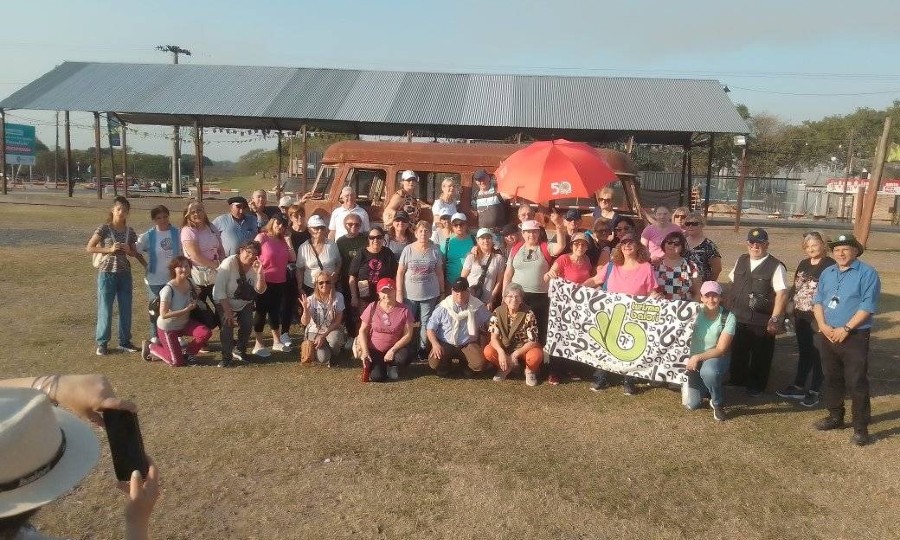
left=4, top=123, right=36, bottom=165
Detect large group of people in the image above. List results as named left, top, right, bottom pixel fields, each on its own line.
left=85, top=173, right=882, bottom=443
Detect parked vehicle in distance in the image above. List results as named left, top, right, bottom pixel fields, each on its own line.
left=301, top=140, right=645, bottom=227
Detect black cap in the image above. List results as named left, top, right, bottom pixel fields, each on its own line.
left=501, top=223, right=520, bottom=236
left=227, top=196, right=248, bottom=206
left=747, top=228, right=769, bottom=243
left=565, top=209, right=582, bottom=221
left=473, top=169, right=491, bottom=181
left=393, top=210, right=410, bottom=223
left=450, top=278, right=470, bottom=293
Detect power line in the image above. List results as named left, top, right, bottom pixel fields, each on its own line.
left=729, top=85, right=900, bottom=96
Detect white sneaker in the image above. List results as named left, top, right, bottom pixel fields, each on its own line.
left=279, top=333, right=292, bottom=346
left=272, top=342, right=290, bottom=352
left=232, top=351, right=245, bottom=362
left=252, top=343, right=271, bottom=358
left=524, top=368, right=538, bottom=387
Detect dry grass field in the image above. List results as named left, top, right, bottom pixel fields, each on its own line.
left=1, top=204, right=898, bottom=540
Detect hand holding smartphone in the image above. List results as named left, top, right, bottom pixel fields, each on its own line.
left=103, top=409, right=149, bottom=481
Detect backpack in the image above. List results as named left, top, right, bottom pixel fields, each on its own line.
left=509, top=241, right=553, bottom=265
left=148, top=284, right=173, bottom=326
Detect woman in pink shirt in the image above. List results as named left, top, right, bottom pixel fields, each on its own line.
left=180, top=201, right=225, bottom=303
left=593, top=233, right=662, bottom=395
left=252, top=214, right=296, bottom=356
left=640, top=205, right=681, bottom=262
left=544, top=233, right=593, bottom=285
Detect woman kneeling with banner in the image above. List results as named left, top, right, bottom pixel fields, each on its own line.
left=682, top=281, right=736, bottom=421
left=485, top=283, right=544, bottom=386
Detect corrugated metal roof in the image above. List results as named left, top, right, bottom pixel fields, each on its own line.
left=1, top=62, right=749, bottom=145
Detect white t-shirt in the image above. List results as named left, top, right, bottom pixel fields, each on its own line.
left=431, top=199, right=457, bottom=226
left=296, top=241, right=341, bottom=288
left=328, top=205, right=370, bottom=240
left=157, top=282, right=192, bottom=331
left=463, top=251, right=506, bottom=303
left=728, top=254, right=788, bottom=291
left=306, top=292, right=346, bottom=334
left=136, top=227, right=178, bottom=286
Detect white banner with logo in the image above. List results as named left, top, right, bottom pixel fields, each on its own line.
left=545, top=279, right=701, bottom=385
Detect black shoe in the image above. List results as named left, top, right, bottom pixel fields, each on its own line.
left=712, top=406, right=728, bottom=422
left=852, top=429, right=870, bottom=446
left=814, top=416, right=845, bottom=431
left=96, top=344, right=109, bottom=356
left=775, top=385, right=806, bottom=400
left=217, top=359, right=232, bottom=368
left=185, top=355, right=200, bottom=366
left=119, top=342, right=140, bottom=353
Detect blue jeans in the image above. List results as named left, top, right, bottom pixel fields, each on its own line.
left=96, top=271, right=133, bottom=346
left=147, top=283, right=165, bottom=341
left=405, top=297, right=439, bottom=357
left=682, top=356, right=730, bottom=409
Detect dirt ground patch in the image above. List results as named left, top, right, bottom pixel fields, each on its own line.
left=1, top=205, right=898, bottom=540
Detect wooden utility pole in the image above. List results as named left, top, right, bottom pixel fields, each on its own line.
left=0, top=109, right=6, bottom=195
left=65, top=111, right=73, bottom=197
left=733, top=145, right=749, bottom=232
left=108, top=116, right=118, bottom=197
left=93, top=112, right=102, bottom=199
left=855, top=117, right=891, bottom=247
left=626, top=135, right=635, bottom=154
left=156, top=45, right=191, bottom=196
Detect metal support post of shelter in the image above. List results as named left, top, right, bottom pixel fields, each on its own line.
left=686, top=149, right=693, bottom=210
left=193, top=121, right=203, bottom=202
left=704, top=133, right=715, bottom=216
left=678, top=146, right=688, bottom=206
left=733, top=146, right=749, bottom=232
left=300, top=125, right=308, bottom=190
left=276, top=130, right=284, bottom=200
left=0, top=108, right=6, bottom=195
left=93, top=112, right=102, bottom=199
left=121, top=121, right=128, bottom=198
left=65, top=111, right=73, bottom=197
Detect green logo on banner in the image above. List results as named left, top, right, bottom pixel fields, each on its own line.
left=588, top=303, right=652, bottom=363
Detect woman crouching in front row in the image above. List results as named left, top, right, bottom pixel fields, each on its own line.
left=142, top=255, right=213, bottom=366
left=484, top=283, right=544, bottom=386
left=357, top=278, right=415, bottom=382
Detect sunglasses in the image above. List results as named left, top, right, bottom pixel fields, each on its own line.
left=683, top=221, right=700, bottom=227
left=673, top=214, right=687, bottom=219
left=345, top=222, right=361, bottom=228
left=368, top=234, right=384, bottom=240
left=665, top=240, right=683, bottom=246
left=311, top=226, right=326, bottom=231
left=598, top=197, right=613, bottom=202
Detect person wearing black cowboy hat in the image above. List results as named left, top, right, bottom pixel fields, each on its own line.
left=811, top=233, right=881, bottom=446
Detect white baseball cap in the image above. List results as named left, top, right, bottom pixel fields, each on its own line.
left=307, top=215, right=327, bottom=228
left=400, top=170, right=418, bottom=181
left=278, top=195, right=294, bottom=208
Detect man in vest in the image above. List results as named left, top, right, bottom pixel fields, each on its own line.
left=725, top=228, right=788, bottom=397
left=812, top=233, right=881, bottom=446
left=472, top=169, right=511, bottom=232
left=213, top=196, right=260, bottom=256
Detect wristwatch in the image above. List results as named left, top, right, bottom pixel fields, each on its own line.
left=843, top=325, right=852, bottom=332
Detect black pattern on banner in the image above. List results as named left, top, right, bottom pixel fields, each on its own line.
left=546, top=279, right=701, bottom=385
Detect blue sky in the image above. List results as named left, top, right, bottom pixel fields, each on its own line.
left=2, top=0, right=897, bottom=161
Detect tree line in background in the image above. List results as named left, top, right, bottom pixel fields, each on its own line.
left=635, top=101, right=900, bottom=178
left=22, top=101, right=900, bottom=181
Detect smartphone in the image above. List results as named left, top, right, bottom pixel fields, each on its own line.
left=102, top=409, right=149, bottom=481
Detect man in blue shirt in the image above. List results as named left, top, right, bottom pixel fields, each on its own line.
left=426, top=278, right=491, bottom=377
left=812, top=233, right=881, bottom=446
left=213, top=196, right=260, bottom=256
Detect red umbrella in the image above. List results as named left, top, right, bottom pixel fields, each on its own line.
left=494, top=139, right=619, bottom=203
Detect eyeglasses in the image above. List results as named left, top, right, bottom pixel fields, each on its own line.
left=346, top=222, right=361, bottom=228
left=683, top=221, right=700, bottom=227
left=672, top=214, right=687, bottom=219
left=368, top=234, right=384, bottom=240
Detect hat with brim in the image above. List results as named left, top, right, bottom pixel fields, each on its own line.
left=0, top=389, right=100, bottom=518
left=828, top=233, right=864, bottom=256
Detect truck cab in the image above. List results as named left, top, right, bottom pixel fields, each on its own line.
left=302, top=140, right=645, bottom=227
